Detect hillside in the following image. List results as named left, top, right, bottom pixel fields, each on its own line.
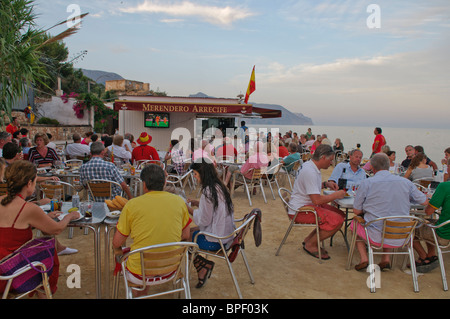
left=189, top=92, right=314, bottom=125
left=80, top=69, right=124, bottom=85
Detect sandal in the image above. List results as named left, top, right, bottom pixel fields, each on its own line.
left=378, top=261, right=391, bottom=271
left=193, top=255, right=215, bottom=289
left=355, top=261, right=368, bottom=271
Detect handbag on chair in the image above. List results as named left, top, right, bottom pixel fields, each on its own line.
left=0, top=237, right=56, bottom=293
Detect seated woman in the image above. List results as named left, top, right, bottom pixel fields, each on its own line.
left=187, top=161, right=235, bottom=288
left=108, top=135, right=132, bottom=165
left=280, top=143, right=301, bottom=173
left=386, top=150, right=399, bottom=174
left=27, top=133, right=60, bottom=168
left=404, top=152, right=433, bottom=181
left=0, top=161, right=80, bottom=298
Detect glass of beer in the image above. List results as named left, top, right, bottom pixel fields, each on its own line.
left=82, top=201, right=93, bottom=220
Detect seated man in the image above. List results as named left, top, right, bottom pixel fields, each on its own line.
left=280, top=142, right=302, bottom=173
left=278, top=140, right=289, bottom=158
left=288, top=144, right=346, bottom=260
left=80, top=142, right=133, bottom=201
left=351, top=153, right=428, bottom=271
left=413, top=181, right=450, bottom=273
left=164, top=139, right=187, bottom=175
left=131, top=132, right=159, bottom=164
left=215, top=137, right=237, bottom=161
left=401, top=145, right=415, bottom=169
left=328, top=149, right=366, bottom=190
left=223, top=141, right=268, bottom=188
left=112, top=164, right=191, bottom=293
left=65, top=133, right=91, bottom=159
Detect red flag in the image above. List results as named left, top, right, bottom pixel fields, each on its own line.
left=244, top=66, right=255, bottom=104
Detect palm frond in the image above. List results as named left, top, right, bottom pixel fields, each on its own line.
left=39, top=22, right=82, bottom=47
left=44, top=13, right=89, bottom=31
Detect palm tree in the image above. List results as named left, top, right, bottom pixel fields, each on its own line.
left=0, top=0, right=87, bottom=127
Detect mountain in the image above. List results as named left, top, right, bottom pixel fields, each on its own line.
left=189, top=92, right=314, bottom=125
left=247, top=103, right=314, bottom=126
left=80, top=69, right=124, bottom=85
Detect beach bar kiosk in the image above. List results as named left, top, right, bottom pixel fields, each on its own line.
left=113, top=95, right=281, bottom=152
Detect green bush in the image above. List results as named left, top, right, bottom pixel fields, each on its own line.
left=37, top=117, right=60, bottom=125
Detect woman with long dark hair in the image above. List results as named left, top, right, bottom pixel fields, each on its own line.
left=187, top=161, right=234, bottom=288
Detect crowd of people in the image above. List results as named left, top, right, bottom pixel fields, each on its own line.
left=1, top=121, right=450, bottom=298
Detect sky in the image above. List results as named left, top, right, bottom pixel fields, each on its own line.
left=34, top=0, right=450, bottom=129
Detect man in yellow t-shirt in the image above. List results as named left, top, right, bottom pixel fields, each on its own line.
left=113, top=164, right=192, bottom=278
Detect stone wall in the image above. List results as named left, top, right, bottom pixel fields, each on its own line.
left=9, top=111, right=93, bottom=143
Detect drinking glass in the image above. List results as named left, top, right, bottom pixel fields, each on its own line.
left=82, top=201, right=93, bottom=220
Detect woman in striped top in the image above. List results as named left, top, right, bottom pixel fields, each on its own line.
left=28, top=133, right=60, bottom=168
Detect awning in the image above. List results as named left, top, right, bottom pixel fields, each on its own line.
left=252, top=106, right=282, bottom=118
left=113, top=100, right=281, bottom=118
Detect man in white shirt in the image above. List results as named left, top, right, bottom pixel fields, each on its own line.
left=65, top=133, right=91, bottom=159
left=288, top=144, right=346, bottom=260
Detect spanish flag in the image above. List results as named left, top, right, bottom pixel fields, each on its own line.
left=244, top=65, right=255, bottom=104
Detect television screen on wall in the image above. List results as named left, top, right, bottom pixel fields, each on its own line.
left=144, top=112, right=170, bottom=128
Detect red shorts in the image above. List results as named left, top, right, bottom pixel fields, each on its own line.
left=289, top=204, right=345, bottom=231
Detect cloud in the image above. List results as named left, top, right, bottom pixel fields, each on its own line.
left=120, top=0, right=255, bottom=27
left=249, top=45, right=450, bottom=127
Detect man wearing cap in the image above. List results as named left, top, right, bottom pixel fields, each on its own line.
left=131, top=132, right=160, bottom=164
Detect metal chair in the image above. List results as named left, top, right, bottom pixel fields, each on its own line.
left=346, top=215, right=424, bottom=292
left=87, top=179, right=123, bottom=202
left=137, top=160, right=165, bottom=170
left=1, top=262, right=52, bottom=299
left=262, top=163, right=282, bottom=200
left=413, top=178, right=434, bottom=189
left=65, top=159, right=83, bottom=169
left=166, top=170, right=193, bottom=198
left=280, top=159, right=302, bottom=190
left=39, top=180, right=80, bottom=238
left=112, top=242, right=198, bottom=299
left=422, top=220, right=450, bottom=291
left=193, top=212, right=258, bottom=299
left=232, top=168, right=267, bottom=206
left=277, top=188, right=324, bottom=262
left=334, top=151, right=348, bottom=166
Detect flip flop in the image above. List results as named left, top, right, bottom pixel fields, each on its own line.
left=303, top=246, right=330, bottom=260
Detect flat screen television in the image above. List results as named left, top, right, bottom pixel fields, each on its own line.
left=144, top=112, right=170, bottom=128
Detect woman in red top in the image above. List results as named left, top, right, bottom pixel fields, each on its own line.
left=131, top=132, right=160, bottom=164
left=0, top=161, right=80, bottom=297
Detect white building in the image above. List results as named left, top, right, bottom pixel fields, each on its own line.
left=114, top=95, right=281, bottom=152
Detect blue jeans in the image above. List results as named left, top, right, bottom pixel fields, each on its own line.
left=193, top=230, right=222, bottom=251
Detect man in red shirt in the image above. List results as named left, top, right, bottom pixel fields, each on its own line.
left=371, top=127, right=386, bottom=157
left=6, top=117, right=20, bottom=135
left=131, top=132, right=160, bottom=164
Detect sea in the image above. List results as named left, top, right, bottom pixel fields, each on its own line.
left=250, top=124, right=449, bottom=168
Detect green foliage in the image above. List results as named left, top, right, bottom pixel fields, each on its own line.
left=0, top=0, right=87, bottom=127
left=0, top=0, right=49, bottom=126
left=37, top=117, right=59, bottom=125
